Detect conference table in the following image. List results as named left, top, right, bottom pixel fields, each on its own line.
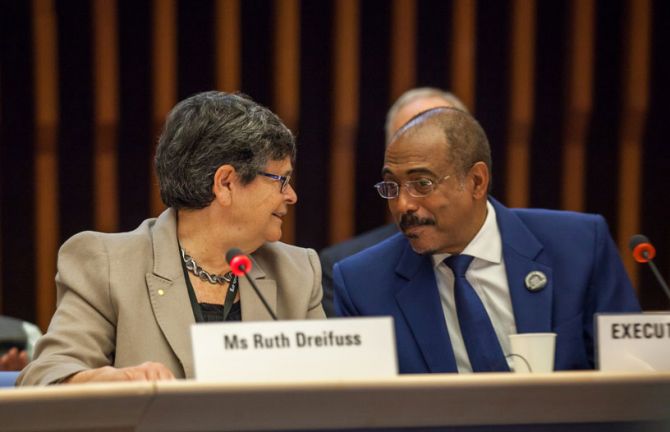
left=1, top=371, right=669, bottom=431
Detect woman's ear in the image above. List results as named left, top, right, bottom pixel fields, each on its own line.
left=213, top=165, right=235, bottom=205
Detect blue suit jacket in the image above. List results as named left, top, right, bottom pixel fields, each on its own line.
left=333, top=198, right=641, bottom=373
left=320, top=224, right=399, bottom=317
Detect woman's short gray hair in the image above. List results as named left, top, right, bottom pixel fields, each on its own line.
left=155, top=91, right=295, bottom=209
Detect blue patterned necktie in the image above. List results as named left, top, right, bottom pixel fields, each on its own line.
left=445, top=254, right=509, bottom=372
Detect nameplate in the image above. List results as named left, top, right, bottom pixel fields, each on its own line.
left=596, top=312, right=670, bottom=371
left=191, top=317, right=397, bottom=382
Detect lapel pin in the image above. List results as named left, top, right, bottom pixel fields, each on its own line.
left=524, top=271, right=547, bottom=292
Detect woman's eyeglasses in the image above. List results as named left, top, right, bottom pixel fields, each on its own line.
left=258, top=171, right=292, bottom=192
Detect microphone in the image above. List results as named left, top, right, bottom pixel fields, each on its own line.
left=629, top=234, right=670, bottom=303
left=225, top=248, right=277, bottom=320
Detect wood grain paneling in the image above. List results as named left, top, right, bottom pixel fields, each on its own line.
left=618, top=0, right=651, bottom=290
left=33, top=0, right=59, bottom=330
left=562, top=0, right=594, bottom=212
left=390, top=0, right=416, bottom=101
left=215, top=0, right=240, bottom=92
left=93, top=0, right=119, bottom=233
left=506, top=0, right=535, bottom=208
left=452, top=0, right=476, bottom=112
left=330, top=0, right=359, bottom=243
left=273, top=0, right=300, bottom=245
left=151, top=0, right=177, bottom=216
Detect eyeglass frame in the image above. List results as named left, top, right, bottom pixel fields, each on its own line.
left=257, top=171, right=292, bottom=192
left=374, top=174, right=452, bottom=199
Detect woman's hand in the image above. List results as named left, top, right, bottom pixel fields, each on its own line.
left=0, top=347, right=28, bottom=371
left=63, top=361, right=176, bottom=383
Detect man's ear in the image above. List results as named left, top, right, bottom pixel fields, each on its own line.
left=213, top=165, right=236, bottom=205
left=469, top=161, right=489, bottom=199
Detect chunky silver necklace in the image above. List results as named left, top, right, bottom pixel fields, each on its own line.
left=180, top=248, right=233, bottom=285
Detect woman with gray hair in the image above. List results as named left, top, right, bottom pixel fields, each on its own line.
left=18, top=92, right=325, bottom=385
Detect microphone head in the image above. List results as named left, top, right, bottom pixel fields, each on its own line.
left=225, top=248, right=244, bottom=265
left=629, top=234, right=650, bottom=251
left=629, top=234, right=656, bottom=263
left=226, top=248, right=252, bottom=276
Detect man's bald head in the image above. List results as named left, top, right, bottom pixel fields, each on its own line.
left=392, top=107, right=492, bottom=184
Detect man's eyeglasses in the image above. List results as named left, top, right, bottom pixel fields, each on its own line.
left=374, top=175, right=451, bottom=199
left=258, top=171, right=292, bottom=192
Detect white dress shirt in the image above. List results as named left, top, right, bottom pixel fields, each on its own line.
left=431, top=201, right=517, bottom=372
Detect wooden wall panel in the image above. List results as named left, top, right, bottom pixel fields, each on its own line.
left=451, top=0, right=476, bottom=112
left=151, top=0, right=176, bottom=216
left=33, top=0, right=59, bottom=329
left=273, top=0, right=300, bottom=245
left=505, top=0, right=536, bottom=208
left=562, top=0, right=594, bottom=212
left=215, top=0, right=241, bottom=92
left=617, top=0, right=651, bottom=289
left=390, top=0, right=417, bottom=102
left=329, top=0, right=359, bottom=243
left=274, top=0, right=300, bottom=132
left=93, top=0, right=119, bottom=233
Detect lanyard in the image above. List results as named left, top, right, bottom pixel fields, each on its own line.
left=222, top=276, right=239, bottom=321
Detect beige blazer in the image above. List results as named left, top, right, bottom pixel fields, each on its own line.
left=18, top=209, right=325, bottom=385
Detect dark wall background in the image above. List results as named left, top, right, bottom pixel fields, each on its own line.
left=1, top=0, right=668, bottom=329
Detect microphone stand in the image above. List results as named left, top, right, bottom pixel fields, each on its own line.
left=240, top=266, right=278, bottom=321
left=646, top=259, right=670, bottom=304
left=226, top=249, right=278, bottom=321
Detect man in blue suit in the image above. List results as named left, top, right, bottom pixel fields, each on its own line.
left=333, top=107, right=640, bottom=373
left=320, top=88, right=469, bottom=316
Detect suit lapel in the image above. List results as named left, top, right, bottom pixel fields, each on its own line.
left=240, top=259, right=277, bottom=321
left=394, top=243, right=458, bottom=373
left=146, top=209, right=196, bottom=377
left=492, top=198, right=553, bottom=333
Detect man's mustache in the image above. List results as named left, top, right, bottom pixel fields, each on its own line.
left=399, top=213, right=436, bottom=231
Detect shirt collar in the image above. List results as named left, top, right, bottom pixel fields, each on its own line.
left=432, top=200, right=501, bottom=268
